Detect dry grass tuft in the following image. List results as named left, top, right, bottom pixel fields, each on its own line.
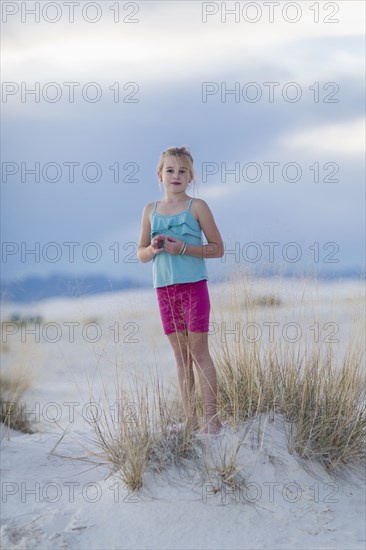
left=195, top=434, right=248, bottom=500
left=0, top=370, right=35, bottom=434
left=282, top=344, right=366, bottom=469
left=86, top=368, right=197, bottom=491
left=212, top=272, right=366, bottom=471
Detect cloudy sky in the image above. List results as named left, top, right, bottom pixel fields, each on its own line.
left=2, top=0, right=365, bottom=285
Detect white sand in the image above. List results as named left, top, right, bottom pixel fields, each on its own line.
left=1, top=277, right=365, bottom=549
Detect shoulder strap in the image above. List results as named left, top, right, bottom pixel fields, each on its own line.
left=153, top=201, right=158, bottom=213
left=187, top=198, right=193, bottom=211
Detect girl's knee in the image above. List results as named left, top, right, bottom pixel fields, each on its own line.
left=188, top=335, right=209, bottom=360
left=191, top=350, right=211, bottom=369
left=175, top=353, right=192, bottom=369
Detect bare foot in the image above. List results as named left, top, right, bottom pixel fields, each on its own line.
left=168, top=419, right=200, bottom=434
left=198, top=420, right=223, bottom=435
left=188, top=420, right=201, bottom=433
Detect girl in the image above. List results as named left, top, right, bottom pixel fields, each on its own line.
left=137, top=146, right=224, bottom=434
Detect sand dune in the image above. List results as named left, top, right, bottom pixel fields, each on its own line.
left=1, top=276, right=365, bottom=549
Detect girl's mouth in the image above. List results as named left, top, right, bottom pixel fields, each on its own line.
left=171, top=182, right=181, bottom=185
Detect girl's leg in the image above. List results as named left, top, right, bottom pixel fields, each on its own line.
left=187, top=331, right=222, bottom=434
left=166, top=330, right=199, bottom=429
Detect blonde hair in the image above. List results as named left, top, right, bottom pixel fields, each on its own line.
left=157, top=146, right=196, bottom=184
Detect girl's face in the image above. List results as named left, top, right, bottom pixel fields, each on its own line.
left=158, top=155, right=191, bottom=194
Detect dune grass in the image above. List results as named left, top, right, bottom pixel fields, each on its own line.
left=84, top=367, right=198, bottom=491
left=213, top=337, right=365, bottom=470
left=81, top=272, right=365, bottom=490
left=212, top=272, right=365, bottom=470
left=0, top=369, right=35, bottom=435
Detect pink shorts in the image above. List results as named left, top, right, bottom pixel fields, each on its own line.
left=156, top=280, right=210, bottom=335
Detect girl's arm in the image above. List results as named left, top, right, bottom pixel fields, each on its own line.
left=137, top=203, right=164, bottom=263
left=187, top=199, right=224, bottom=259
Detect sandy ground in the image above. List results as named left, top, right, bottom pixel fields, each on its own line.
left=1, top=275, right=365, bottom=549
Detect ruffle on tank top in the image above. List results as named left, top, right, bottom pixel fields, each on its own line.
left=151, top=210, right=202, bottom=242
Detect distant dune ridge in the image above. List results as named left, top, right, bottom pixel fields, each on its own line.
left=1, top=267, right=364, bottom=302
left=1, top=273, right=145, bottom=303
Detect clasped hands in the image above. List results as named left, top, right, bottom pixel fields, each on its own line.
left=151, top=234, right=185, bottom=256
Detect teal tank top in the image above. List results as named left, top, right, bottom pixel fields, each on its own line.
left=150, top=198, right=208, bottom=288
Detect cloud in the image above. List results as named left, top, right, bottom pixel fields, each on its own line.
left=279, top=117, right=365, bottom=155
left=2, top=1, right=364, bottom=84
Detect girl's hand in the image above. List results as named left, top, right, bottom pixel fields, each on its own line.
left=163, top=236, right=184, bottom=255
left=150, top=234, right=165, bottom=255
